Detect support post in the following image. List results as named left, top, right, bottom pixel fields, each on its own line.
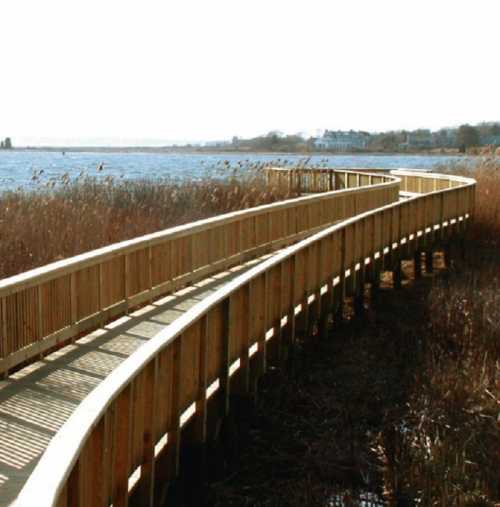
left=413, top=250, right=422, bottom=279
left=370, top=260, right=381, bottom=301
left=353, top=265, right=365, bottom=315
left=393, top=259, right=402, bottom=290
left=425, top=250, right=433, bottom=273
left=443, top=242, right=452, bottom=269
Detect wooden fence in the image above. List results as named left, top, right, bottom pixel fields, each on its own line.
left=15, top=168, right=475, bottom=507
left=0, top=170, right=398, bottom=377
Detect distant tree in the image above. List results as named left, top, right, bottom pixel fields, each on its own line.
left=0, top=140, right=4, bottom=149
left=4, top=137, right=12, bottom=149
left=489, top=123, right=500, bottom=136
left=264, top=131, right=280, bottom=150
left=377, top=133, right=399, bottom=151
left=457, top=125, right=480, bottom=152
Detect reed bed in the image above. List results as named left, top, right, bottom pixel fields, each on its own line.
left=378, top=158, right=500, bottom=505
left=0, top=165, right=296, bottom=279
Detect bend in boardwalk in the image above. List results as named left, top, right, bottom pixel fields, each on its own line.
left=0, top=168, right=476, bottom=507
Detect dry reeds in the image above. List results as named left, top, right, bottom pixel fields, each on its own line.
left=378, top=157, right=500, bottom=505
left=0, top=165, right=296, bottom=279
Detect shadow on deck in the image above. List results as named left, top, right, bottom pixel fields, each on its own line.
left=0, top=256, right=269, bottom=506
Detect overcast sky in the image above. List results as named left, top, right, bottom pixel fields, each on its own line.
left=1, top=0, right=499, bottom=146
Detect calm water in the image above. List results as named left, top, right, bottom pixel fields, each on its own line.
left=0, top=151, right=467, bottom=192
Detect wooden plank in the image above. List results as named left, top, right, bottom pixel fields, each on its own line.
left=220, top=298, right=231, bottom=415
left=86, top=417, right=106, bottom=507
left=113, top=385, right=132, bottom=507
left=136, top=358, right=157, bottom=505
left=192, top=315, right=208, bottom=443
left=166, top=339, right=182, bottom=481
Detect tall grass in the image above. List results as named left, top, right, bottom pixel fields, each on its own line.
left=379, top=157, right=500, bottom=505
left=0, top=165, right=295, bottom=279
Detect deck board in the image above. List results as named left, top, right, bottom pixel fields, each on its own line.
left=0, top=254, right=271, bottom=506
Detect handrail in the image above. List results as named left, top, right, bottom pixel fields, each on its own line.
left=0, top=169, right=399, bottom=375
left=15, top=168, right=475, bottom=507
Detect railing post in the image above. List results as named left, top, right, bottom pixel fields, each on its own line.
left=37, top=285, right=43, bottom=357
left=309, top=244, right=322, bottom=337
left=370, top=215, right=380, bottom=301
left=70, top=272, right=78, bottom=327
left=66, top=458, right=81, bottom=507
left=333, top=228, right=346, bottom=324
left=124, top=253, right=131, bottom=314
left=113, top=384, right=132, bottom=507
left=163, top=339, right=182, bottom=504
left=384, top=208, right=394, bottom=271
left=353, top=220, right=365, bottom=316
left=439, top=193, right=445, bottom=242
left=295, top=251, right=309, bottom=339
left=267, top=267, right=284, bottom=367
left=220, top=298, right=232, bottom=416
left=392, top=206, right=403, bottom=290
left=1, top=297, right=8, bottom=377
left=282, top=256, right=297, bottom=364
left=420, top=195, right=427, bottom=251
left=319, top=235, right=334, bottom=340
left=260, top=272, right=270, bottom=374
left=137, top=359, right=158, bottom=506
left=98, top=263, right=105, bottom=328
left=231, top=287, right=251, bottom=399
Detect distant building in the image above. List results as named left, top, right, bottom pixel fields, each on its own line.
left=481, top=135, right=500, bottom=146
left=204, top=140, right=231, bottom=147
left=401, top=130, right=433, bottom=149
left=432, top=129, right=457, bottom=148
left=314, top=130, right=370, bottom=151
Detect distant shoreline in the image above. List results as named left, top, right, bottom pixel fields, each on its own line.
left=4, top=147, right=464, bottom=157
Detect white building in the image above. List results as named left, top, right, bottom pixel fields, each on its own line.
left=314, top=130, right=370, bottom=151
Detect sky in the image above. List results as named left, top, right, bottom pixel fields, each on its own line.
left=1, top=0, right=499, bottom=146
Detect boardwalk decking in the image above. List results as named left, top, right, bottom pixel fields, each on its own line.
left=0, top=254, right=272, bottom=506
left=0, top=168, right=476, bottom=507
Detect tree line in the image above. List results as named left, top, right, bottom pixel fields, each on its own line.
left=205, top=122, right=500, bottom=154
left=0, top=137, right=13, bottom=149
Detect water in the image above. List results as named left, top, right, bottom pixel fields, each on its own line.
left=0, top=150, right=467, bottom=192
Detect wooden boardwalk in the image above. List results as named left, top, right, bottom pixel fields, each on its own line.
left=0, top=168, right=476, bottom=507
left=0, top=254, right=271, bottom=506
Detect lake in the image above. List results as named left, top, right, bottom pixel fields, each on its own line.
left=0, top=151, right=467, bottom=192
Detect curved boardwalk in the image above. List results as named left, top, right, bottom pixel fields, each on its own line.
left=0, top=168, right=475, bottom=506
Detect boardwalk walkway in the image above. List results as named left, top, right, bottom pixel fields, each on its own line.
left=0, top=254, right=272, bottom=506
left=2, top=168, right=476, bottom=507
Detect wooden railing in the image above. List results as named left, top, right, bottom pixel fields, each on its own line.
left=15, top=169, right=475, bottom=507
left=0, top=169, right=398, bottom=377
left=266, top=166, right=392, bottom=193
